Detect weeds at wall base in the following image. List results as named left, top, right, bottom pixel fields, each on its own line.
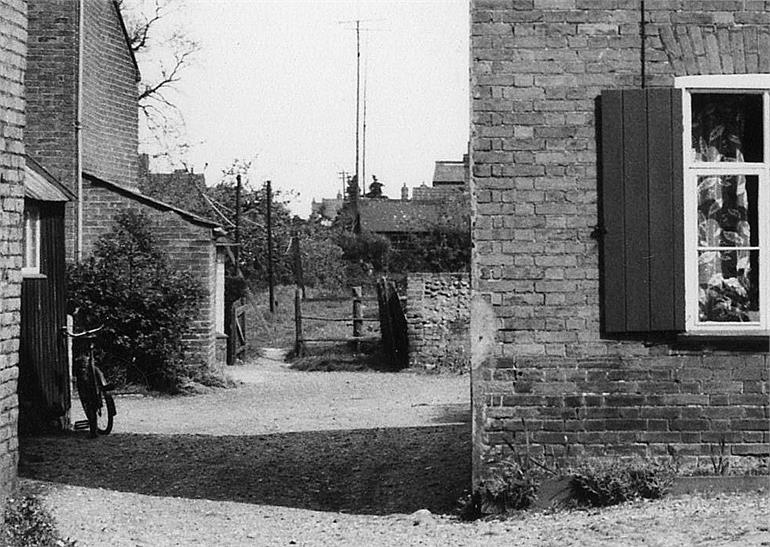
left=3, top=493, right=76, bottom=547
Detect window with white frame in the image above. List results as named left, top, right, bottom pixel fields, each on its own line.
left=678, top=75, right=770, bottom=332
left=22, top=203, right=41, bottom=276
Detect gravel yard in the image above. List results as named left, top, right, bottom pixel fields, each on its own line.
left=18, top=357, right=770, bottom=546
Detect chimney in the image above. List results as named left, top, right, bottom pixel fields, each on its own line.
left=401, top=183, right=409, bottom=201
left=138, top=153, right=150, bottom=177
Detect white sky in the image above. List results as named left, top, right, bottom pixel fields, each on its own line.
left=144, top=0, right=470, bottom=216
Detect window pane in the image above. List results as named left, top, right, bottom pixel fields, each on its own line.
left=698, top=250, right=759, bottom=322
left=691, top=93, right=763, bottom=162
left=697, top=175, right=758, bottom=247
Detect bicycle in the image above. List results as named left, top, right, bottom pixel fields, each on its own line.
left=62, top=325, right=116, bottom=438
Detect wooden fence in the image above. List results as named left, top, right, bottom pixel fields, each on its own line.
left=294, top=279, right=409, bottom=370
left=294, top=286, right=379, bottom=357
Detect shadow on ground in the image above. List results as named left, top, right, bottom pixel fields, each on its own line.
left=19, top=424, right=471, bottom=515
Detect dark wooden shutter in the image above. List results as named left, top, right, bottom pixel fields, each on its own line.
left=600, top=88, right=685, bottom=333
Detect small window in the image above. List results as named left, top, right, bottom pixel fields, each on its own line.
left=22, top=203, right=40, bottom=276
left=679, top=75, right=770, bottom=332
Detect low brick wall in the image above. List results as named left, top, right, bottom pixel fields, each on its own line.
left=482, top=354, right=769, bottom=473
left=405, top=273, right=470, bottom=372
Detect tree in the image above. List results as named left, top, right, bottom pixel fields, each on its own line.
left=116, top=0, right=200, bottom=165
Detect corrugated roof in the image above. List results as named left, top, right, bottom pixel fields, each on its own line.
left=24, top=157, right=75, bottom=202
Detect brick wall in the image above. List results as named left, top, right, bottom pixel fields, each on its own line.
left=406, top=273, right=470, bottom=372
left=0, top=0, right=26, bottom=500
left=471, top=1, right=770, bottom=481
left=24, top=0, right=79, bottom=260
left=81, top=0, right=139, bottom=189
left=82, top=180, right=219, bottom=368
left=25, top=0, right=139, bottom=261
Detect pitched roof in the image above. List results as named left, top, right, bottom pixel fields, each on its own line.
left=83, top=171, right=224, bottom=233
left=112, top=0, right=141, bottom=82
left=432, top=160, right=467, bottom=186
left=358, top=199, right=441, bottom=233
left=24, top=156, right=75, bottom=202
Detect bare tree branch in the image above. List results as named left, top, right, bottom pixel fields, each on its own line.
left=117, top=0, right=199, bottom=167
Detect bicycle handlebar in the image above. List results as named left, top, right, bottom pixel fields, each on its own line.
left=61, top=325, right=104, bottom=339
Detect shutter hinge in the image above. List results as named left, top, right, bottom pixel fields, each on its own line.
left=590, top=225, right=606, bottom=239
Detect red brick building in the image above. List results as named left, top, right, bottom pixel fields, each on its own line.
left=0, top=0, right=26, bottom=500
left=471, top=1, right=770, bottom=481
left=24, top=0, right=227, bottom=373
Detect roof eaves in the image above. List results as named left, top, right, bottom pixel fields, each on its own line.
left=25, top=155, right=77, bottom=201
left=111, top=0, right=141, bottom=82
left=83, top=171, right=223, bottom=230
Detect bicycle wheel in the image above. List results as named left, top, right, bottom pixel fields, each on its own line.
left=96, top=391, right=114, bottom=435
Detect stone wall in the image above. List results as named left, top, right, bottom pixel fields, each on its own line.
left=470, top=1, right=770, bottom=481
left=406, top=273, right=470, bottom=372
left=0, top=0, right=26, bottom=499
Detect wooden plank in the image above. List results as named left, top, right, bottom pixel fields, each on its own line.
left=647, top=88, right=676, bottom=330
left=600, top=90, right=627, bottom=333
left=622, top=89, right=651, bottom=331
left=303, top=336, right=380, bottom=343
left=671, top=89, right=686, bottom=331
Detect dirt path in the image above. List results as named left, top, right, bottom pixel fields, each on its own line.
left=102, top=357, right=471, bottom=435
left=19, top=357, right=770, bottom=546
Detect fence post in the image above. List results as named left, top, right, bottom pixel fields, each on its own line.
left=227, top=302, right=235, bottom=366
left=294, top=287, right=306, bottom=357
left=352, top=286, right=363, bottom=352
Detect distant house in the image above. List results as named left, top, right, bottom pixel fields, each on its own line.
left=358, top=200, right=445, bottom=248
left=24, top=0, right=229, bottom=388
left=413, top=155, right=469, bottom=201
left=18, top=158, right=75, bottom=432
left=313, top=157, right=470, bottom=240
left=310, top=193, right=345, bottom=223
left=357, top=157, right=470, bottom=247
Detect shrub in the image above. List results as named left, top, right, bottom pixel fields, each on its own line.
left=458, top=461, right=543, bottom=520
left=3, top=495, right=75, bottom=547
left=569, top=458, right=676, bottom=507
left=336, top=230, right=392, bottom=272
left=67, top=210, right=204, bottom=392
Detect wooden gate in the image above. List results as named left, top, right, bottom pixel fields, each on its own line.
left=227, top=298, right=248, bottom=365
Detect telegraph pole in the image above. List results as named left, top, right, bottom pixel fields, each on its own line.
left=235, top=173, right=241, bottom=274
left=338, top=170, right=348, bottom=197
left=355, top=19, right=361, bottom=194
left=362, top=52, right=367, bottom=196
left=265, top=180, right=275, bottom=313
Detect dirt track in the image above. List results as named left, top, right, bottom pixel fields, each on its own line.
left=18, top=357, right=770, bottom=546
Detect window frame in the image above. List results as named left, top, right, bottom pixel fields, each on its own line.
left=677, top=75, right=770, bottom=333
left=22, top=202, right=41, bottom=277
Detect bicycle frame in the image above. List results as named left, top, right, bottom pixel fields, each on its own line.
left=62, top=326, right=116, bottom=437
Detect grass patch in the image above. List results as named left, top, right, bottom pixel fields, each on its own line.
left=247, top=285, right=380, bottom=353
left=289, top=342, right=395, bottom=372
